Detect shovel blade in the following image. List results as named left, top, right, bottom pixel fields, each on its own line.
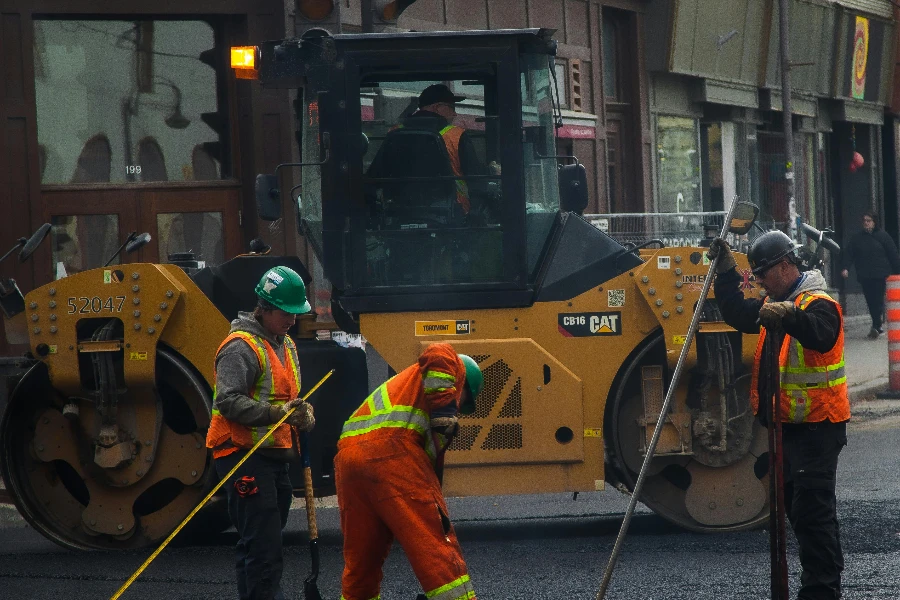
left=303, top=580, right=323, bottom=600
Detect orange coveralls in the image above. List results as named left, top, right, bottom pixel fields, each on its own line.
left=335, top=343, right=476, bottom=600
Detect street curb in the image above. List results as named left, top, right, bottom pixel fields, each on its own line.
left=848, top=377, right=889, bottom=404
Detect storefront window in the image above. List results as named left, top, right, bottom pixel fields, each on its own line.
left=51, top=215, right=120, bottom=278
left=655, top=116, right=701, bottom=212
left=34, top=20, right=227, bottom=184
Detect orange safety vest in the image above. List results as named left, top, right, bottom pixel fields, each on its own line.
left=438, top=125, right=471, bottom=214
left=338, top=343, right=466, bottom=462
left=389, top=122, right=471, bottom=214
left=206, top=331, right=301, bottom=458
left=749, top=292, right=850, bottom=424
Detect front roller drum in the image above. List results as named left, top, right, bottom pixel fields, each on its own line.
left=0, top=347, right=224, bottom=550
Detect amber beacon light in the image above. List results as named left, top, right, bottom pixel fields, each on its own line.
left=230, top=46, right=258, bottom=79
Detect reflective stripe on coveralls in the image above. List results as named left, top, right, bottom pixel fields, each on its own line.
left=749, top=291, right=850, bottom=423
left=206, top=331, right=301, bottom=458
left=340, top=384, right=438, bottom=461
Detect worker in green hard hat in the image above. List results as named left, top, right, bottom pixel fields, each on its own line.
left=335, top=343, right=483, bottom=600
left=206, top=265, right=314, bottom=600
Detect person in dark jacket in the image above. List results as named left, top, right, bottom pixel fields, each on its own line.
left=841, top=211, right=900, bottom=338
left=708, top=232, right=849, bottom=600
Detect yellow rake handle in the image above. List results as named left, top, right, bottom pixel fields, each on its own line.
left=109, top=368, right=335, bottom=600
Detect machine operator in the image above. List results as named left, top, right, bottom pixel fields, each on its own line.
left=205, top=266, right=316, bottom=600
left=334, top=343, right=483, bottom=600
left=709, top=232, right=849, bottom=600
left=366, top=83, right=501, bottom=225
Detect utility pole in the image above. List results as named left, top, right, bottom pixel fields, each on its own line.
left=779, top=0, right=799, bottom=240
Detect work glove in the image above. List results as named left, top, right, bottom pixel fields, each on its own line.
left=706, top=238, right=736, bottom=274
left=431, top=416, right=459, bottom=453
left=270, top=398, right=315, bottom=431
left=758, top=301, right=796, bottom=331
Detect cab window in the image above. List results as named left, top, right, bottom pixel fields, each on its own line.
left=359, top=74, right=503, bottom=288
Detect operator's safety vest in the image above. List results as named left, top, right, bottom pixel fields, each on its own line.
left=206, top=331, right=301, bottom=459
left=749, top=292, right=850, bottom=424
left=391, top=122, right=471, bottom=213
left=338, top=365, right=464, bottom=463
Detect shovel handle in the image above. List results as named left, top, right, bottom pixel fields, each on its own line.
left=303, top=464, right=319, bottom=540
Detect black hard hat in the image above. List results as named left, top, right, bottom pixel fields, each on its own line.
left=418, top=84, right=465, bottom=108
left=748, top=231, right=800, bottom=275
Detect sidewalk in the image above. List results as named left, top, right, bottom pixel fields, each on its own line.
left=843, top=315, right=890, bottom=402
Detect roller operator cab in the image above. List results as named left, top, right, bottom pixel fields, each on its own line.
left=253, top=29, right=771, bottom=533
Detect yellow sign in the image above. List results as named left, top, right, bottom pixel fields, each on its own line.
left=583, top=428, right=603, bottom=438
left=852, top=16, right=869, bottom=100
left=414, top=320, right=470, bottom=336
left=129, top=351, right=149, bottom=361
left=673, top=335, right=687, bottom=345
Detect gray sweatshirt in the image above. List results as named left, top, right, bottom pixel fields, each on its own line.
left=213, top=311, right=298, bottom=459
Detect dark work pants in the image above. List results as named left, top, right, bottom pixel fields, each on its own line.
left=859, top=277, right=887, bottom=330
left=782, top=421, right=847, bottom=600
left=216, top=450, right=293, bottom=600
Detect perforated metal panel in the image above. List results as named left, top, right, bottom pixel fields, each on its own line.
left=469, top=358, right=512, bottom=419
left=449, top=425, right=481, bottom=451
left=481, top=423, right=523, bottom=450
left=498, top=379, right=522, bottom=417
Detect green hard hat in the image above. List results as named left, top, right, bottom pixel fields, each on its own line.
left=459, top=354, right=482, bottom=415
left=254, top=266, right=311, bottom=315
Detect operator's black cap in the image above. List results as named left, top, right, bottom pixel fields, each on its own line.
left=418, top=84, right=465, bottom=108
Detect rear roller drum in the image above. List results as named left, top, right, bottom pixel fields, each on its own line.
left=0, top=347, right=226, bottom=550
left=606, top=333, right=770, bottom=532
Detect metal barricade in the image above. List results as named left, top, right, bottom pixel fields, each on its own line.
left=583, top=211, right=727, bottom=248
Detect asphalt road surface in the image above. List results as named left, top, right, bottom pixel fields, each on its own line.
left=2, top=416, right=899, bottom=600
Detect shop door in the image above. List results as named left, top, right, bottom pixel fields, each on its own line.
left=32, top=18, right=242, bottom=280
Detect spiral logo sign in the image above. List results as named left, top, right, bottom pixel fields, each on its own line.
left=852, top=16, right=869, bottom=100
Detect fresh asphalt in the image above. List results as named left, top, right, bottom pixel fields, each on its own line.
left=1, top=318, right=898, bottom=600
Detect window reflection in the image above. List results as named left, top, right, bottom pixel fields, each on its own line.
left=51, top=215, right=120, bottom=278
left=34, top=20, right=226, bottom=184
left=656, top=116, right=701, bottom=212
left=157, top=212, right=224, bottom=267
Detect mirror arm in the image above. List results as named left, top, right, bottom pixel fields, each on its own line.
left=104, top=232, right=138, bottom=267
left=0, top=238, right=27, bottom=265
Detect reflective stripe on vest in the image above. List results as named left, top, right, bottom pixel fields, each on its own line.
left=425, top=574, right=476, bottom=600
left=339, top=383, right=438, bottom=461
left=208, top=332, right=300, bottom=455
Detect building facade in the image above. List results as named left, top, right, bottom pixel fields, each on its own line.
left=2, top=0, right=899, bottom=356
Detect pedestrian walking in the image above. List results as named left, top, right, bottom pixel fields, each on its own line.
left=841, top=212, right=900, bottom=338
left=335, top=343, right=483, bottom=600
left=205, top=266, right=316, bottom=600
left=709, top=232, right=850, bottom=600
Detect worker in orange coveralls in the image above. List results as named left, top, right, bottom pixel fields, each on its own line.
left=335, top=342, right=484, bottom=600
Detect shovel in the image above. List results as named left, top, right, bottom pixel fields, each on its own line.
left=766, top=328, right=789, bottom=599
left=299, top=430, right=322, bottom=600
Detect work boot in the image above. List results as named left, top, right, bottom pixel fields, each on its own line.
left=868, top=327, right=879, bottom=339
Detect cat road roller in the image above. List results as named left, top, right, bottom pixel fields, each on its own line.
left=1, top=27, right=771, bottom=552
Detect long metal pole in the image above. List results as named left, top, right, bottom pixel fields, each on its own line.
left=596, top=197, right=743, bottom=600
left=778, top=0, right=799, bottom=238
